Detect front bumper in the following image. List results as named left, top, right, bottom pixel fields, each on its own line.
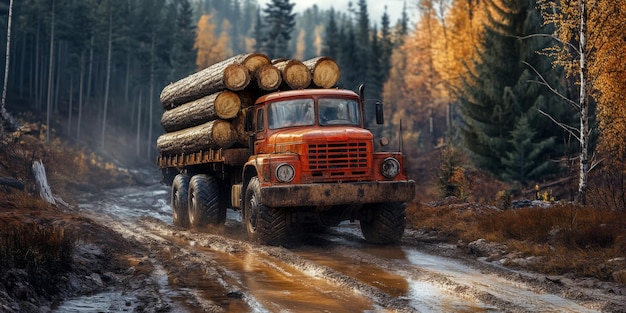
left=260, top=180, right=416, bottom=207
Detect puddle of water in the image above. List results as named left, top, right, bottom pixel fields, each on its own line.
left=404, top=249, right=599, bottom=313
left=54, top=291, right=138, bottom=312
left=294, top=249, right=409, bottom=298
left=186, top=241, right=375, bottom=312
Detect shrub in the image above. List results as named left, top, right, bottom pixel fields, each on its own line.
left=437, top=146, right=471, bottom=201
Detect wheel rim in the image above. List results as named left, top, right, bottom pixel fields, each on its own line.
left=248, top=193, right=259, bottom=232
left=189, top=193, right=196, bottom=224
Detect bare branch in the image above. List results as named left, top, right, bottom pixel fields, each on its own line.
left=516, top=34, right=580, bottom=55
left=523, top=61, right=581, bottom=111
left=538, top=109, right=580, bottom=140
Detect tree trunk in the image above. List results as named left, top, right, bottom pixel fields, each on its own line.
left=46, top=0, right=55, bottom=142
left=160, top=53, right=270, bottom=109
left=156, top=120, right=235, bottom=154
left=303, top=56, right=340, bottom=88
left=1, top=0, right=18, bottom=132
left=252, top=64, right=282, bottom=91
left=100, top=7, right=112, bottom=151
left=577, top=0, right=589, bottom=204
left=161, top=91, right=244, bottom=132
left=136, top=89, right=142, bottom=158
left=76, top=50, right=85, bottom=142
left=274, top=59, right=311, bottom=90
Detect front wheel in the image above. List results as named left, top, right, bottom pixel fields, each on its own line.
left=244, top=177, right=287, bottom=245
left=360, top=202, right=406, bottom=244
left=171, top=174, right=190, bottom=228
left=188, top=175, right=227, bottom=229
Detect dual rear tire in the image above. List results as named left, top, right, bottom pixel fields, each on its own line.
left=171, top=174, right=227, bottom=229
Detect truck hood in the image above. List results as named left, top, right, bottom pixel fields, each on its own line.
left=268, top=126, right=373, bottom=153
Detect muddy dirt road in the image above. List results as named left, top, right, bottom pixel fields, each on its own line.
left=55, top=183, right=625, bottom=313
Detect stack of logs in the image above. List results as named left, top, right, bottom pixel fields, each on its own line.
left=156, top=53, right=341, bottom=156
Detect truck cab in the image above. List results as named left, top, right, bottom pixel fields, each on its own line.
left=236, top=88, right=415, bottom=245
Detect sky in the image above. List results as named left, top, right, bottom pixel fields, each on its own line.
left=256, top=0, right=412, bottom=27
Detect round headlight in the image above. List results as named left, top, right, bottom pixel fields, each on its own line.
left=275, top=163, right=295, bottom=182
left=381, top=158, right=400, bottom=179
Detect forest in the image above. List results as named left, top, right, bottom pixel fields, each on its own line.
left=1, top=0, right=625, bottom=207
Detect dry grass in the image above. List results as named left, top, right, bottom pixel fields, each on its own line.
left=407, top=201, right=626, bottom=280
left=0, top=131, right=130, bottom=297
left=0, top=192, right=76, bottom=294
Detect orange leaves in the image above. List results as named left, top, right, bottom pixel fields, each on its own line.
left=194, top=14, right=232, bottom=70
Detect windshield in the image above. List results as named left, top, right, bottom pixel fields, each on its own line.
left=268, top=99, right=315, bottom=129
left=319, top=98, right=360, bottom=126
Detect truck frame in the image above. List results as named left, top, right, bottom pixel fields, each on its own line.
left=158, top=87, right=415, bottom=245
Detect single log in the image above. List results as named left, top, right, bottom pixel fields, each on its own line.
left=160, top=53, right=269, bottom=109
left=274, top=59, right=311, bottom=90
left=303, top=56, right=340, bottom=88
left=161, top=91, right=243, bottom=132
left=252, top=64, right=282, bottom=91
left=242, top=53, right=272, bottom=73
left=0, top=177, right=24, bottom=190
left=233, top=111, right=249, bottom=147
left=156, top=120, right=235, bottom=154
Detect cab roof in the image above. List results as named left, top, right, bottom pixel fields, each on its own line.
left=254, top=88, right=359, bottom=105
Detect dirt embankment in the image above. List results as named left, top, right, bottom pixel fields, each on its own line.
left=0, top=132, right=160, bottom=312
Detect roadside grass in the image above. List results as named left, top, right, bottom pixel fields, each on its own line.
left=0, top=132, right=129, bottom=299
left=0, top=193, right=76, bottom=295
left=407, top=201, right=626, bottom=281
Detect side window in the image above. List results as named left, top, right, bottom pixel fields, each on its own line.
left=256, top=108, right=265, bottom=132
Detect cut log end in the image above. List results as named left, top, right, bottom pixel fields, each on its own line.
left=312, top=58, right=340, bottom=88
left=212, top=120, right=236, bottom=148
left=223, top=63, right=251, bottom=91
left=243, top=53, right=271, bottom=73
left=282, top=60, right=312, bottom=90
left=255, top=64, right=282, bottom=91
left=215, top=91, right=242, bottom=119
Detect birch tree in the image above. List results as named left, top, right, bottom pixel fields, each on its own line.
left=1, top=0, right=15, bottom=132
left=538, top=0, right=594, bottom=204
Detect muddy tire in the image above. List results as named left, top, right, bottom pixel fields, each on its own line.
left=171, top=174, right=190, bottom=228
left=360, top=202, right=406, bottom=244
left=244, top=177, right=287, bottom=245
left=188, top=175, right=226, bottom=229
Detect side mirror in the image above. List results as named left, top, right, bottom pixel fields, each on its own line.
left=375, top=100, right=383, bottom=125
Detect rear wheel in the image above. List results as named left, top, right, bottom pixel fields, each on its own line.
left=188, top=175, right=227, bottom=229
left=360, top=202, right=406, bottom=244
left=171, top=174, right=190, bottom=228
left=244, top=177, right=287, bottom=245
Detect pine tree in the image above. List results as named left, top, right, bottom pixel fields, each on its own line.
left=252, top=8, right=264, bottom=52
left=501, top=115, right=556, bottom=184
left=457, top=0, right=575, bottom=181
left=262, top=0, right=295, bottom=58
left=354, top=0, right=369, bottom=88
left=322, top=8, right=340, bottom=60
left=366, top=26, right=383, bottom=100
left=338, top=24, right=358, bottom=89
left=380, top=9, right=393, bottom=83
left=169, top=0, right=196, bottom=81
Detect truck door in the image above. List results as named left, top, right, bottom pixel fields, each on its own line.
left=253, top=107, right=267, bottom=154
